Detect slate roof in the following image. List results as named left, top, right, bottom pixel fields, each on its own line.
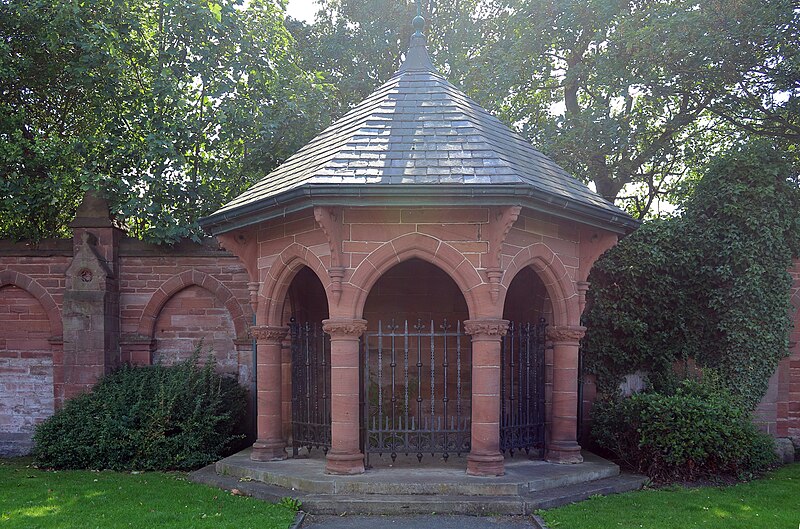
left=201, top=34, right=636, bottom=234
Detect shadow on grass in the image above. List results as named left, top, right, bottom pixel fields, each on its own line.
left=0, top=458, right=294, bottom=529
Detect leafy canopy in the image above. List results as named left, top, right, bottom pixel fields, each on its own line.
left=3, top=0, right=798, bottom=241
left=1, top=0, right=332, bottom=243
left=583, top=141, right=800, bottom=409
left=292, top=0, right=800, bottom=217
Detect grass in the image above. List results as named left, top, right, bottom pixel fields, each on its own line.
left=0, top=458, right=295, bottom=529
left=541, top=463, right=800, bottom=529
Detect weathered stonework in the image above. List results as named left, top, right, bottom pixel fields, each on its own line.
left=250, top=325, right=289, bottom=343
left=464, top=319, right=510, bottom=337
left=0, top=285, right=55, bottom=456
left=322, top=319, right=368, bottom=337
left=547, top=326, right=587, bottom=343
left=0, top=194, right=254, bottom=456
left=210, top=200, right=621, bottom=474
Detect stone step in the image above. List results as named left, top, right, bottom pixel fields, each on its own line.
left=524, top=473, right=649, bottom=511
left=215, top=457, right=523, bottom=496
left=192, top=465, right=525, bottom=515
left=299, top=493, right=527, bottom=516
left=189, top=465, right=648, bottom=517
left=523, top=456, right=620, bottom=492
left=213, top=450, right=621, bottom=497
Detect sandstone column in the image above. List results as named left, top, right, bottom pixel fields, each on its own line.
left=323, top=318, right=367, bottom=475
left=546, top=325, right=586, bottom=464
left=464, top=319, right=509, bottom=476
left=250, top=325, right=289, bottom=461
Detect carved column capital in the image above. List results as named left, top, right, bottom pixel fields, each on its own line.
left=250, top=325, right=289, bottom=343
left=322, top=318, right=368, bottom=338
left=546, top=325, right=586, bottom=343
left=463, top=319, right=510, bottom=338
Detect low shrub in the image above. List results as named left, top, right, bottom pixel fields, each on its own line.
left=591, top=374, right=777, bottom=482
left=33, top=353, right=247, bottom=471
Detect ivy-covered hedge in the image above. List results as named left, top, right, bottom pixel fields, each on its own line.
left=584, top=142, right=800, bottom=409
left=592, top=375, right=777, bottom=481
left=33, top=355, right=247, bottom=471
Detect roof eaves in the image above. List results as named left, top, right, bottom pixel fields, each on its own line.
left=198, top=184, right=640, bottom=236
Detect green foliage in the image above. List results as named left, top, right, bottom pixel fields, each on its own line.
left=33, top=354, right=247, bottom=471
left=4, top=0, right=797, bottom=238
left=278, top=496, right=302, bottom=512
left=592, top=375, right=777, bottom=482
left=295, top=0, right=799, bottom=217
left=0, top=0, right=332, bottom=243
left=584, top=141, right=800, bottom=409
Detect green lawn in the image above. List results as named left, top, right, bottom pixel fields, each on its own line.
left=0, top=458, right=295, bottom=529
left=542, top=463, right=800, bottom=529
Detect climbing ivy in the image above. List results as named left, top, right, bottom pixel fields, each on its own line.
left=583, top=141, right=800, bottom=409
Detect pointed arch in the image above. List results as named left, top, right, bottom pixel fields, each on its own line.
left=499, top=243, right=580, bottom=328
left=137, top=270, right=248, bottom=339
left=0, top=270, right=62, bottom=336
left=349, top=233, right=482, bottom=319
left=258, top=242, right=331, bottom=325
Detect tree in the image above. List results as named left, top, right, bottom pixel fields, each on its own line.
left=1, top=0, right=332, bottom=243
left=285, top=0, right=484, bottom=119
left=583, top=141, right=800, bottom=410
left=293, top=0, right=799, bottom=217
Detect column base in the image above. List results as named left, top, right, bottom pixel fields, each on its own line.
left=546, top=441, right=583, bottom=464
left=466, top=452, right=505, bottom=476
left=325, top=451, right=365, bottom=475
left=250, top=439, right=288, bottom=461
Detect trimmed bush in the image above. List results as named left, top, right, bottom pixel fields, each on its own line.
left=592, top=374, right=777, bottom=482
left=33, top=354, right=247, bottom=471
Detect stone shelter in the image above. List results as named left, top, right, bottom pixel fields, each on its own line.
left=2, top=19, right=799, bottom=472
left=199, top=23, right=638, bottom=476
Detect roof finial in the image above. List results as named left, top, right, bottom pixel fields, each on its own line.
left=412, top=0, right=425, bottom=36
left=397, top=0, right=434, bottom=72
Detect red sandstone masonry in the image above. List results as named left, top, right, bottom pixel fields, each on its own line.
left=0, top=234, right=253, bottom=456
left=4, top=202, right=799, bottom=465
left=117, top=240, right=253, bottom=383
left=214, top=204, right=607, bottom=473
left=244, top=207, right=590, bottom=325
left=0, top=285, right=55, bottom=455
left=775, top=260, right=800, bottom=440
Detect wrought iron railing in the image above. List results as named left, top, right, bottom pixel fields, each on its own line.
left=361, top=319, right=471, bottom=464
left=500, top=319, right=547, bottom=457
left=290, top=320, right=331, bottom=456
left=290, top=317, right=547, bottom=463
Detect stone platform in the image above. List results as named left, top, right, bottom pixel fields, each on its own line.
left=189, top=449, right=647, bottom=515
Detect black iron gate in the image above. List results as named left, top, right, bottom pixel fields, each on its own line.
left=361, top=319, right=471, bottom=464
left=500, top=318, right=548, bottom=457
left=290, top=319, right=331, bottom=455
